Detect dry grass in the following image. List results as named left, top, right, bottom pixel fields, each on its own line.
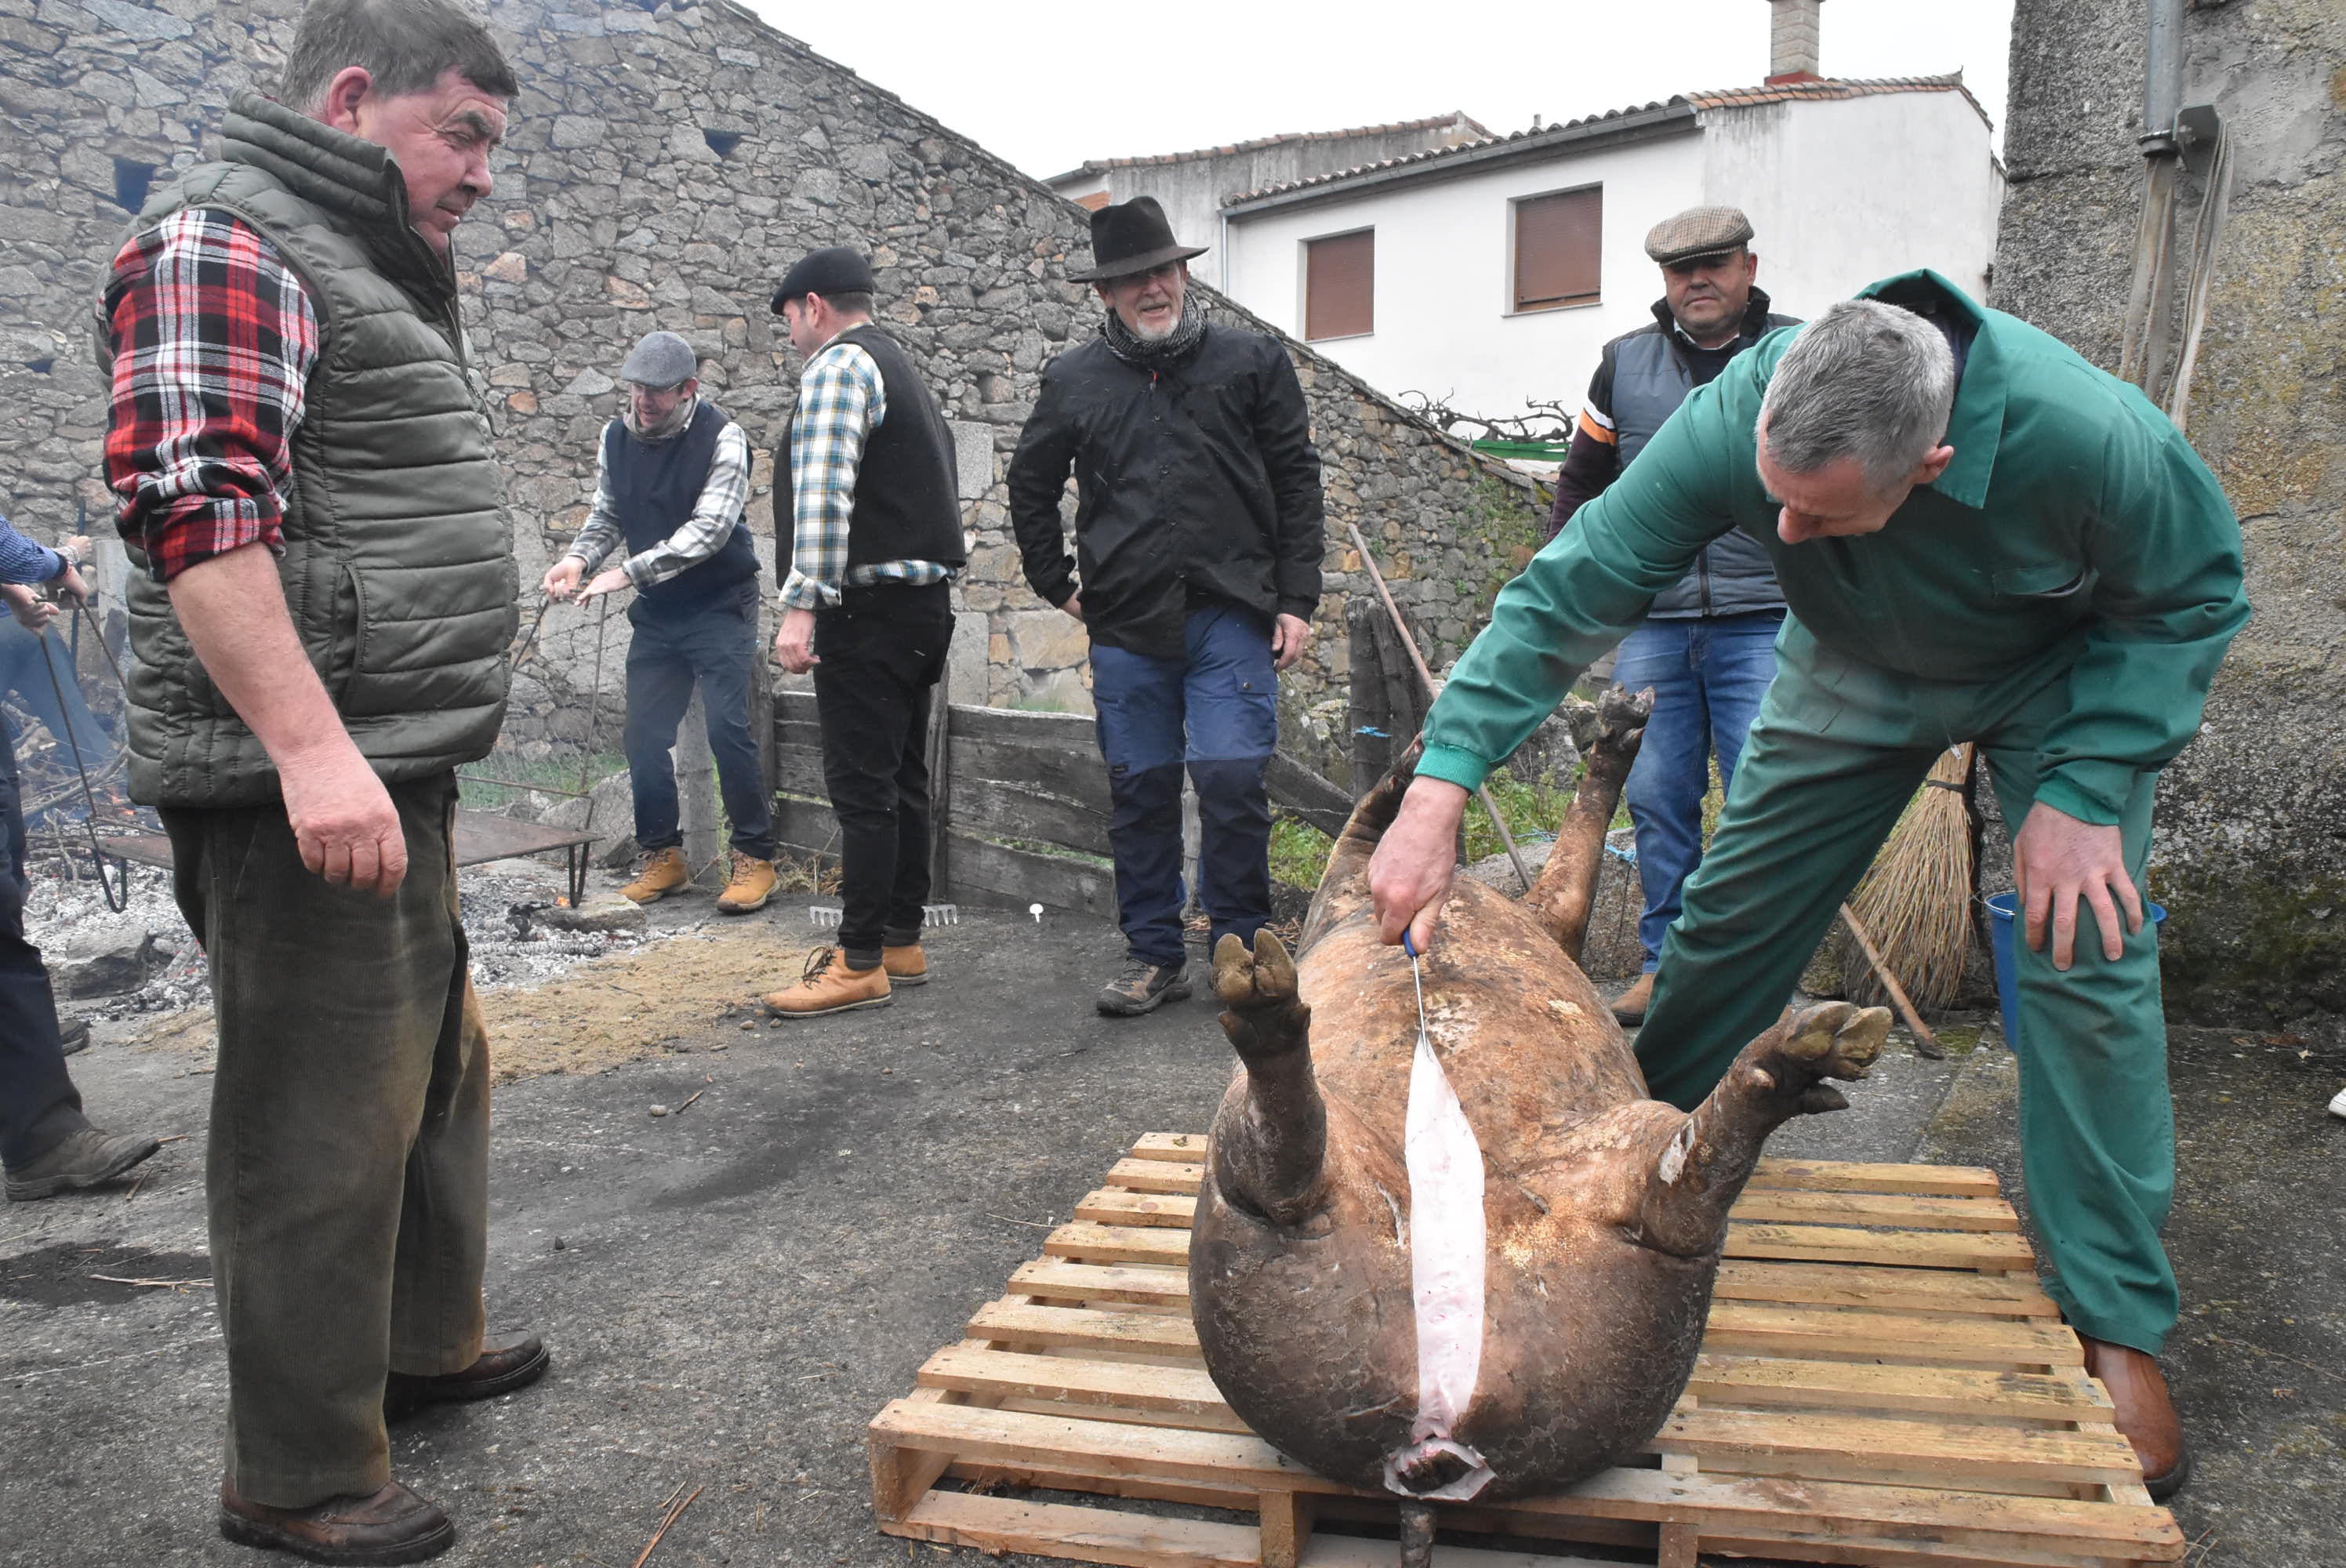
left=1841, top=744, right=1976, bottom=1012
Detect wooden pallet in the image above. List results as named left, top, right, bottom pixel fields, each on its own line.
left=870, top=1133, right=2185, bottom=1568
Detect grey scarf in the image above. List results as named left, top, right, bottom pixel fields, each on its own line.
left=625, top=394, right=697, bottom=441
left=1101, top=297, right=1208, bottom=369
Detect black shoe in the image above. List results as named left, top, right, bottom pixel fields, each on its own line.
left=5, top=1127, right=162, bottom=1202
left=1096, top=959, right=1191, bottom=1017
left=59, top=1017, right=92, bottom=1056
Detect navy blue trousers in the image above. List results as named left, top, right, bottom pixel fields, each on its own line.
left=623, top=583, right=776, bottom=862
left=1089, top=604, right=1278, bottom=969
left=0, top=713, right=86, bottom=1171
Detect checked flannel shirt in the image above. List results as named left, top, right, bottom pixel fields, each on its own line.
left=777, top=338, right=955, bottom=610
left=100, top=209, right=321, bottom=583
left=562, top=399, right=755, bottom=588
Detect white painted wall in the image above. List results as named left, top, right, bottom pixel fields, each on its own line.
left=1218, top=94, right=2000, bottom=428
left=1221, top=130, right=1706, bottom=422
left=1699, top=94, right=2003, bottom=307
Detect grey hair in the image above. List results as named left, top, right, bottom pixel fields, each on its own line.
left=279, top=0, right=517, bottom=114
left=1759, top=299, right=1956, bottom=492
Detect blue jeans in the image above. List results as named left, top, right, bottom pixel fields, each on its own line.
left=1611, top=612, right=1783, bottom=969
left=0, top=714, right=88, bottom=1171
left=623, top=584, right=775, bottom=861
left=1089, top=604, right=1278, bottom=968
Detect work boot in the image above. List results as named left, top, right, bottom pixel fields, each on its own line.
left=882, top=943, right=929, bottom=986
left=384, top=1330, right=550, bottom=1421
left=219, top=1477, right=455, bottom=1565
left=715, top=851, right=778, bottom=915
left=620, top=846, right=690, bottom=905
left=1096, top=957, right=1190, bottom=1018
left=2080, top=1337, right=2192, bottom=1500
left=5, top=1126, right=162, bottom=1202
left=1608, top=971, right=1657, bottom=1025
left=763, top=946, right=892, bottom=1018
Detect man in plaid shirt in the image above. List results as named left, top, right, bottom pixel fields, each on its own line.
left=762, top=247, right=966, bottom=1018
left=96, top=1, right=541, bottom=1558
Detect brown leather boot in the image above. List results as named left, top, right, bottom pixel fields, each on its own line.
left=882, top=943, right=928, bottom=986
left=762, top=946, right=892, bottom=1018
left=1608, top=971, right=1656, bottom=1025
left=2080, top=1337, right=2192, bottom=1499
left=620, top=847, right=690, bottom=905
left=715, top=851, right=778, bottom=914
left=219, top=1477, right=454, bottom=1564
left=384, top=1330, right=550, bottom=1420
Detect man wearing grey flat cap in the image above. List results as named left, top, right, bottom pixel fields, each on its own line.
left=1545, top=204, right=1800, bottom=1026
left=545, top=328, right=778, bottom=915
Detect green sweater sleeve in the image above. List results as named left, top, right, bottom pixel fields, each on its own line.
left=2032, top=408, right=2248, bottom=825
left=1418, top=365, right=1755, bottom=791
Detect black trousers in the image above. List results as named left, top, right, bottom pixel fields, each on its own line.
left=812, top=583, right=953, bottom=964
left=0, top=715, right=86, bottom=1171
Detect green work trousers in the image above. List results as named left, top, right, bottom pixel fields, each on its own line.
left=1637, top=620, right=2178, bottom=1355
left=163, top=772, right=490, bottom=1507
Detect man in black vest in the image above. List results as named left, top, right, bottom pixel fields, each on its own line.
left=1008, top=198, right=1324, bottom=1018
left=1545, top=205, right=1799, bottom=1025
left=546, top=329, right=778, bottom=915
left=762, top=249, right=965, bottom=1018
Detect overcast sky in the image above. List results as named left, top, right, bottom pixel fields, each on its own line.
left=746, top=0, right=2015, bottom=181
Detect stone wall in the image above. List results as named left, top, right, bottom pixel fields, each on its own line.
left=1996, top=0, right=2346, bottom=1018
left=0, top=0, right=1542, bottom=782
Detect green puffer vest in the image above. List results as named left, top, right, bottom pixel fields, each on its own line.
left=96, top=92, right=517, bottom=808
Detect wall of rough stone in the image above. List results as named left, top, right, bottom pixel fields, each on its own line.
left=0, top=0, right=1541, bottom=782
left=1995, top=0, right=2346, bottom=1018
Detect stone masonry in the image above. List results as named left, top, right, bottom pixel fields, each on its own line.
left=1996, top=0, right=2345, bottom=1018
left=0, top=0, right=1544, bottom=783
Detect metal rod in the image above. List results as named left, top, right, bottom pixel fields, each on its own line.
left=1344, top=521, right=1534, bottom=892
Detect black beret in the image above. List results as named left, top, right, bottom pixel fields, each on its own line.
left=771, top=247, right=877, bottom=311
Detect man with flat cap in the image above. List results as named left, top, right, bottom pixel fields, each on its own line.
left=763, top=247, right=965, bottom=1018
left=1008, top=197, right=1324, bottom=1017
left=1547, top=205, right=1799, bottom=1025
left=545, top=328, right=779, bottom=916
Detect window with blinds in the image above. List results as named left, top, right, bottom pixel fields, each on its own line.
left=1304, top=229, right=1375, bottom=340
left=1513, top=186, right=1602, bottom=312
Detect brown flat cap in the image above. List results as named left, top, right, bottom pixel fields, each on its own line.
left=1644, top=205, right=1755, bottom=265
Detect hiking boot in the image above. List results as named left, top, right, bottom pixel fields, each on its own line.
left=1608, top=971, right=1656, bottom=1025
left=882, top=943, right=929, bottom=986
left=762, top=946, right=892, bottom=1018
left=2080, top=1337, right=2192, bottom=1500
left=384, top=1330, right=550, bottom=1421
left=715, top=851, right=778, bottom=915
left=1096, top=958, right=1190, bottom=1018
left=5, top=1126, right=162, bottom=1202
left=58, top=1016, right=91, bottom=1056
left=219, top=1477, right=455, bottom=1565
left=620, top=847, right=690, bottom=905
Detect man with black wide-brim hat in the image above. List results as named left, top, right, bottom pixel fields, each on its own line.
left=1008, top=198, right=1325, bottom=1017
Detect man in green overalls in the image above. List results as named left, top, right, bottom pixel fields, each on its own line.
left=1368, top=271, right=2246, bottom=1499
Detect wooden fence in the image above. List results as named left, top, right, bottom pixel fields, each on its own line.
left=770, top=691, right=1353, bottom=918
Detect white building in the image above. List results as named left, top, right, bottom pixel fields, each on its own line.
left=1217, top=73, right=2002, bottom=429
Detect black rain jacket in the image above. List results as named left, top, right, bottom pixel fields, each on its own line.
left=1008, top=324, right=1324, bottom=659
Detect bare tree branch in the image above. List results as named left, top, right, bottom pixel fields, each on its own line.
left=1396, top=390, right=1576, bottom=445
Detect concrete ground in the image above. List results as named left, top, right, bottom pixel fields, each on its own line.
left=4, top=901, right=2341, bottom=1568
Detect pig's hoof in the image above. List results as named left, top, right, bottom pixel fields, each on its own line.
left=1781, top=1002, right=1890, bottom=1080
left=1214, top=930, right=1298, bottom=1013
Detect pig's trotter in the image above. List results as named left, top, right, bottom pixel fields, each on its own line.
left=1398, top=1501, right=1436, bottom=1568
left=1211, top=931, right=1327, bottom=1225
left=1215, top=930, right=1310, bottom=1067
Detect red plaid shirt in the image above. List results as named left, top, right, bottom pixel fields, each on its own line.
left=102, top=209, right=321, bottom=583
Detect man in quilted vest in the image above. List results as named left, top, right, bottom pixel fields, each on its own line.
left=98, top=1, right=537, bottom=1558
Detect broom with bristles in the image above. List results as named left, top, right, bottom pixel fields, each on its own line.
left=1839, top=743, right=1977, bottom=1019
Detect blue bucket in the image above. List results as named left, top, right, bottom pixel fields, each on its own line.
left=1984, top=891, right=2166, bottom=1050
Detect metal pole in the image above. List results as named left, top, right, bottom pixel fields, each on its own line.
left=1343, top=521, right=1534, bottom=892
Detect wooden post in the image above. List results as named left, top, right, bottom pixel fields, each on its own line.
left=1257, top=1491, right=1316, bottom=1568
left=1346, top=596, right=1389, bottom=789
left=925, top=690, right=952, bottom=898
left=677, top=688, right=722, bottom=886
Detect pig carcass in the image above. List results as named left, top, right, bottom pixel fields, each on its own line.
left=1191, top=688, right=1887, bottom=1559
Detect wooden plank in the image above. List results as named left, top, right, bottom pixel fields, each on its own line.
left=1656, top=1406, right=2144, bottom=1487
left=770, top=793, right=841, bottom=858
left=1712, top=1259, right=2057, bottom=1319
left=1105, top=1157, right=1206, bottom=1194
left=892, top=1491, right=1261, bottom=1568
left=953, top=735, right=1115, bottom=815
left=1256, top=1490, right=1312, bottom=1568
left=1264, top=752, right=1353, bottom=839
left=919, top=1346, right=1229, bottom=1422
left=1048, top=1222, right=1192, bottom=1268
left=1683, top=1354, right=2112, bottom=1424
left=870, top=1399, right=1349, bottom=1496
left=947, top=832, right=1119, bottom=921
left=965, top=1300, right=1200, bottom=1356
left=1077, top=1190, right=1201, bottom=1229
left=1726, top=1221, right=2037, bottom=1272
left=770, top=744, right=827, bottom=798
left=1701, top=1302, right=2082, bottom=1370
left=1726, top=1188, right=2024, bottom=1234
left=1131, top=1133, right=1210, bottom=1163
left=949, top=702, right=1102, bottom=748
left=1746, top=1157, right=2003, bottom=1197
left=1012, top=1258, right=1189, bottom=1307
left=949, top=775, right=1110, bottom=858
